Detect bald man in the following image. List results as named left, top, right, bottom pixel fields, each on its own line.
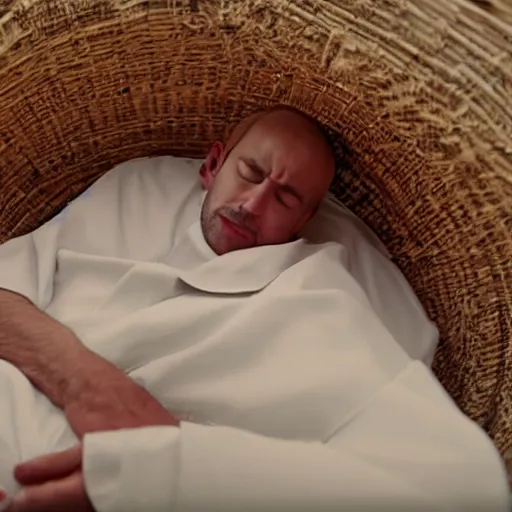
left=0, top=108, right=508, bottom=512
left=199, top=108, right=334, bottom=255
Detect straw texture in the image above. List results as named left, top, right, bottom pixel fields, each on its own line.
left=0, top=0, right=511, bottom=480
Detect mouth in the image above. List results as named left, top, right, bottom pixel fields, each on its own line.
left=219, top=215, right=253, bottom=240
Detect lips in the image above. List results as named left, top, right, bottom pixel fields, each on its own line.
left=219, top=215, right=253, bottom=240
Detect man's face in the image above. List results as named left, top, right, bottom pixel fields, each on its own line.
left=200, top=111, right=334, bottom=255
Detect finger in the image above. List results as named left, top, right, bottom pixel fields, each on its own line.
left=14, top=445, right=82, bottom=485
left=9, top=472, right=93, bottom=512
left=0, top=486, right=11, bottom=512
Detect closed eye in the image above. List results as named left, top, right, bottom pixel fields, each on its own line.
left=238, top=159, right=265, bottom=184
left=276, top=191, right=298, bottom=209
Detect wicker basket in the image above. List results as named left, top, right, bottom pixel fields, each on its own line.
left=1, top=0, right=511, bottom=480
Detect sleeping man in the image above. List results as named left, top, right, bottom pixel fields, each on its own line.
left=0, top=108, right=509, bottom=512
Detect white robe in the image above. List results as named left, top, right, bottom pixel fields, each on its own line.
left=0, top=156, right=508, bottom=511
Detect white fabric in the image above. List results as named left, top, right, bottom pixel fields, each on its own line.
left=301, top=193, right=438, bottom=365
left=0, top=156, right=508, bottom=511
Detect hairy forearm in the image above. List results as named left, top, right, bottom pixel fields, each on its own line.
left=0, top=288, right=91, bottom=407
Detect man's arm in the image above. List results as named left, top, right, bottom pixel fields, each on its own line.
left=0, top=289, right=86, bottom=407
left=9, top=353, right=509, bottom=512
left=0, top=289, right=179, bottom=438
left=80, top=361, right=509, bottom=512
left=0, top=159, right=189, bottom=436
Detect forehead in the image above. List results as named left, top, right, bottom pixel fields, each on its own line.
left=233, top=117, right=325, bottom=173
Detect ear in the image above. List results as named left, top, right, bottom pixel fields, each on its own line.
left=200, top=141, right=224, bottom=190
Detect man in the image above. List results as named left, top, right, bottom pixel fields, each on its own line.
left=0, top=108, right=508, bottom=512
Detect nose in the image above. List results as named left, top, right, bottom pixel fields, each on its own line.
left=242, top=182, right=273, bottom=216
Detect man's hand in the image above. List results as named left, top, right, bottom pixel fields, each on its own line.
left=8, top=446, right=92, bottom=512
left=63, top=350, right=179, bottom=439
left=9, top=354, right=182, bottom=510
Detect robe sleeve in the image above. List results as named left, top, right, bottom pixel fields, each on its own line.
left=0, top=166, right=127, bottom=308
left=0, top=174, right=124, bottom=309
left=0, top=218, right=62, bottom=308
left=0, top=156, right=196, bottom=309
left=82, top=359, right=509, bottom=512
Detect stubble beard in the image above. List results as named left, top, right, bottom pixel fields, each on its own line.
left=200, top=191, right=218, bottom=254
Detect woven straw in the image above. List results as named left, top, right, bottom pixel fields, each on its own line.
left=0, top=0, right=511, bottom=479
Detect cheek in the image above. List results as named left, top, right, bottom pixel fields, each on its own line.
left=210, top=173, right=241, bottom=206
left=260, top=210, right=301, bottom=243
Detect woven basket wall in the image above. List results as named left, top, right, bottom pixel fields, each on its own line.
left=1, top=0, right=511, bottom=479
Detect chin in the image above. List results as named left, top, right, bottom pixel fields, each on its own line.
left=205, top=222, right=257, bottom=255
left=218, top=239, right=255, bottom=255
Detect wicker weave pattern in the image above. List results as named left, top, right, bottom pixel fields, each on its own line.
left=0, top=0, right=511, bottom=478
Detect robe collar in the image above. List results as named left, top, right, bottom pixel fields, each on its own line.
left=178, top=230, right=322, bottom=294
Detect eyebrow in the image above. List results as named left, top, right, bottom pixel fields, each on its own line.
left=243, top=158, right=305, bottom=204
